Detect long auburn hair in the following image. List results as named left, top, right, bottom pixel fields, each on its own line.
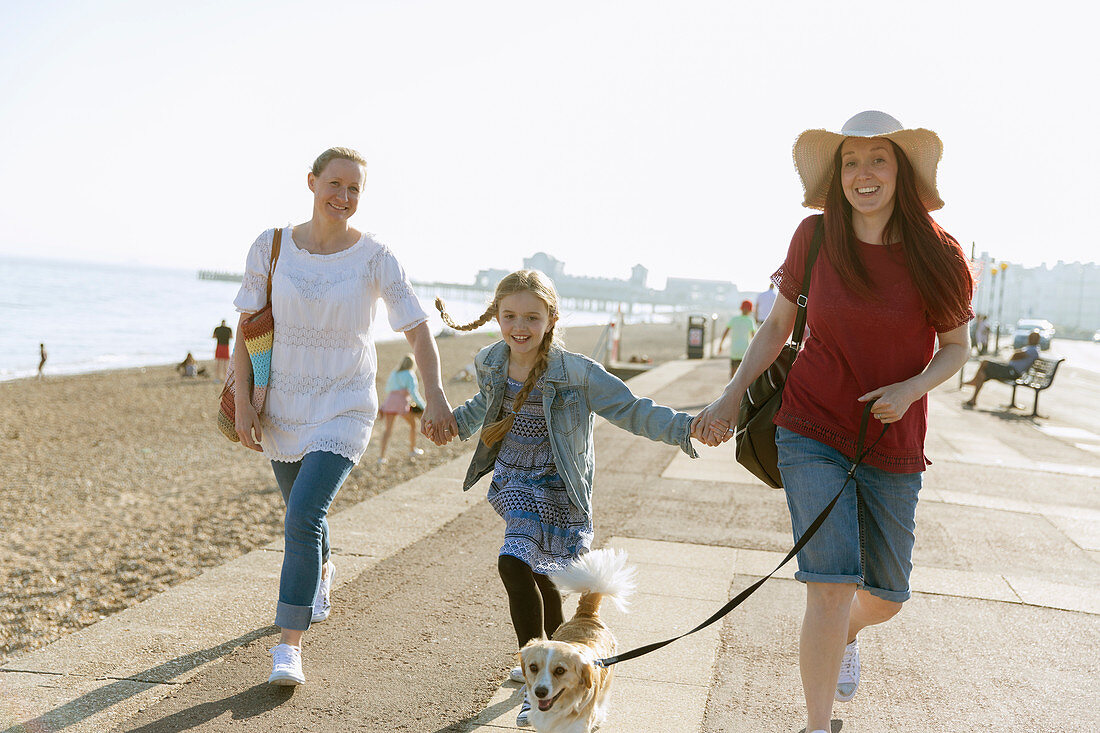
left=436, top=270, right=561, bottom=446
left=822, top=139, right=973, bottom=328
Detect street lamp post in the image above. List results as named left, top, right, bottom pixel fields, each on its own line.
left=988, top=261, right=997, bottom=317
left=995, top=262, right=1009, bottom=352
left=990, top=267, right=999, bottom=350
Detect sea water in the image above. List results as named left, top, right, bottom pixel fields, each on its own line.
left=0, top=256, right=646, bottom=382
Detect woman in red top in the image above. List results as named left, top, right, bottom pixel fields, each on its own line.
left=694, top=111, right=973, bottom=732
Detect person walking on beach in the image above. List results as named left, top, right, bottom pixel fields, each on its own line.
left=376, top=354, right=426, bottom=464
left=212, top=319, right=233, bottom=381
left=718, top=299, right=757, bottom=377
left=755, top=283, right=777, bottom=325
left=434, top=270, right=701, bottom=726
left=37, top=343, right=46, bottom=379
left=973, top=313, right=990, bottom=355
left=231, top=146, right=453, bottom=687
left=693, top=111, right=973, bottom=733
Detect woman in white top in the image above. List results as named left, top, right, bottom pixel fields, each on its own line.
left=232, top=146, right=458, bottom=686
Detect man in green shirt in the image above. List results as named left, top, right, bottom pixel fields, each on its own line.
left=718, top=300, right=757, bottom=378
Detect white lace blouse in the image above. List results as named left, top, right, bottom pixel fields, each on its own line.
left=233, top=227, right=428, bottom=464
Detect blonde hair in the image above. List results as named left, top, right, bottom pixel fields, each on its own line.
left=436, top=270, right=560, bottom=446
left=395, top=354, right=415, bottom=372
left=311, top=147, right=367, bottom=176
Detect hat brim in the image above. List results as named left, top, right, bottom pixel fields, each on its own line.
left=793, top=127, right=944, bottom=211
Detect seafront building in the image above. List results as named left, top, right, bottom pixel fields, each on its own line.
left=470, top=252, right=743, bottom=310
left=973, top=253, right=1100, bottom=337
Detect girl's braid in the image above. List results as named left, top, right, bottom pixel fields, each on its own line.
left=480, top=320, right=556, bottom=447
left=435, top=297, right=496, bottom=331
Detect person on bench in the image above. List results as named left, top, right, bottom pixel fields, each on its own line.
left=963, top=331, right=1041, bottom=407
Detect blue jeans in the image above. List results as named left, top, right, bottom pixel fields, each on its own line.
left=775, top=427, right=922, bottom=603
left=270, top=451, right=354, bottom=630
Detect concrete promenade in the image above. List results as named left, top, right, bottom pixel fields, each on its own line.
left=3, top=350, right=1099, bottom=732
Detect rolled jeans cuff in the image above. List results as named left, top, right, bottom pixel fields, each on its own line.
left=275, top=601, right=313, bottom=631
left=861, top=584, right=911, bottom=603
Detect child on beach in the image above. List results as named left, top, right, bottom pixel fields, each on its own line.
left=376, top=354, right=427, bottom=464
left=431, top=270, right=701, bottom=726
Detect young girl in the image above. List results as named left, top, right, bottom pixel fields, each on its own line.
left=376, top=354, right=427, bottom=464
left=432, top=270, right=699, bottom=726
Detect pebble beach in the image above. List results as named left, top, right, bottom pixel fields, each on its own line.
left=0, top=321, right=699, bottom=665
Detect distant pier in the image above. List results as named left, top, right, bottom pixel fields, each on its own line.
left=198, top=270, right=243, bottom=283
left=197, top=272, right=737, bottom=314
left=412, top=280, right=665, bottom=314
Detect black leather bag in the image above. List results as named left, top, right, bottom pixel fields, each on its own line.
left=735, top=216, right=823, bottom=488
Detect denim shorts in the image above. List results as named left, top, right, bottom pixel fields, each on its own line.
left=775, top=426, right=922, bottom=603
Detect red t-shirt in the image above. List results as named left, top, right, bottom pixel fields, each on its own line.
left=772, top=215, right=971, bottom=473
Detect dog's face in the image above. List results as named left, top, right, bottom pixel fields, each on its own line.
left=519, top=640, right=594, bottom=717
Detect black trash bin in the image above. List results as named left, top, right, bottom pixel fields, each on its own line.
left=686, top=315, right=707, bottom=359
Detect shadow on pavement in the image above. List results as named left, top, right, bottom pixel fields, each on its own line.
left=119, top=683, right=292, bottom=732
left=796, top=720, right=843, bottom=733
left=2, top=626, right=276, bottom=733
left=961, top=402, right=1041, bottom=423
left=431, top=683, right=525, bottom=732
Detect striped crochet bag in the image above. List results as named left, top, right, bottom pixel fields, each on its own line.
left=217, top=228, right=281, bottom=442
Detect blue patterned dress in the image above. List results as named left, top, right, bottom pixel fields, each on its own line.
left=487, top=377, right=594, bottom=574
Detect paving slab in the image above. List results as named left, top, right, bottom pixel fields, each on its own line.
left=2, top=551, right=284, bottom=681
left=1043, top=514, right=1100, bottom=552
left=0, top=673, right=163, bottom=733
left=1004, top=575, right=1100, bottom=615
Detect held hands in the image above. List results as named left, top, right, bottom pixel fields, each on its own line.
left=858, top=381, right=919, bottom=424
left=234, top=401, right=264, bottom=452
left=689, top=418, right=713, bottom=444
left=690, top=390, right=743, bottom=448
left=420, top=393, right=458, bottom=446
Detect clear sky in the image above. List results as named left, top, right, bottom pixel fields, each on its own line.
left=1, top=1, right=1095, bottom=292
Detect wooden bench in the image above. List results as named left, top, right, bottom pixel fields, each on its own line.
left=998, top=357, right=1066, bottom=417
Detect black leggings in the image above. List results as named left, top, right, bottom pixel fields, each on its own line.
left=498, top=554, right=564, bottom=648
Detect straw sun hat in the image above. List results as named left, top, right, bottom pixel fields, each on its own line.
left=793, top=110, right=944, bottom=211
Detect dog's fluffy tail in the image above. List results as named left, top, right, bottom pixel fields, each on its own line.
left=551, top=548, right=636, bottom=614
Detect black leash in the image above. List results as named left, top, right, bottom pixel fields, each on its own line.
left=596, top=401, right=889, bottom=668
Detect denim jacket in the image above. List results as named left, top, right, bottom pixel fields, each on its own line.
left=453, top=341, right=697, bottom=517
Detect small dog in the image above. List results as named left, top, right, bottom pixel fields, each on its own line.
left=519, top=548, right=636, bottom=732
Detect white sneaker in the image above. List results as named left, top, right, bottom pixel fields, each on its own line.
left=835, top=638, right=860, bottom=702
left=509, top=665, right=525, bottom=684
left=409, top=448, right=424, bottom=457
left=516, top=693, right=531, bottom=727
left=268, top=643, right=304, bottom=685
left=311, top=561, right=335, bottom=623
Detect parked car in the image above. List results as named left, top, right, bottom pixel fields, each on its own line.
left=1012, top=318, right=1055, bottom=350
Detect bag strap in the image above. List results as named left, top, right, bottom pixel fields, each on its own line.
left=790, top=215, right=824, bottom=350
left=596, top=400, right=888, bottom=668
left=265, top=227, right=283, bottom=306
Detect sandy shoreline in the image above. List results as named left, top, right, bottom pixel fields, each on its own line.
left=0, top=320, right=705, bottom=664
